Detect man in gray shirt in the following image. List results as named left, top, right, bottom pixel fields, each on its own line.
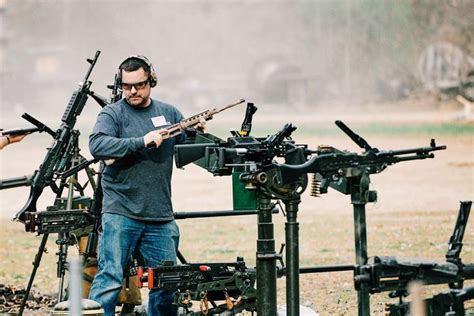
left=88, top=55, right=204, bottom=315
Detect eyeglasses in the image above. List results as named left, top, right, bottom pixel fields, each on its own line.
left=121, top=79, right=149, bottom=91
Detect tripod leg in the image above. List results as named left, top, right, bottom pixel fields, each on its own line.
left=177, top=249, right=187, bottom=264
left=57, top=233, right=70, bottom=302
left=18, top=233, right=49, bottom=316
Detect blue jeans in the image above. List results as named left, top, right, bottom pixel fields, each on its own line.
left=89, top=213, right=180, bottom=316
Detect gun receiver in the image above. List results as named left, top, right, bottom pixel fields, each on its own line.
left=137, top=257, right=257, bottom=313
left=24, top=209, right=94, bottom=234
left=14, top=51, right=101, bottom=223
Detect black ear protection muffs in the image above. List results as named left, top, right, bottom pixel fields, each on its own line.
left=117, top=55, right=158, bottom=87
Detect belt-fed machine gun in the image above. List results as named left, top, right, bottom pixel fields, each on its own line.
left=173, top=105, right=447, bottom=316
left=355, top=201, right=473, bottom=315
left=137, top=257, right=257, bottom=315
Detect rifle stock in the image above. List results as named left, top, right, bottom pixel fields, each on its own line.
left=0, top=113, right=55, bottom=138
left=1, top=127, right=39, bottom=137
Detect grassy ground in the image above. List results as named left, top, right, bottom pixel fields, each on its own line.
left=1, top=101, right=473, bottom=315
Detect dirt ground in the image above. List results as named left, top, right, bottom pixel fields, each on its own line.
left=0, top=98, right=473, bottom=315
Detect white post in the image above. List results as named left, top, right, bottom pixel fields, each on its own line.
left=68, top=257, right=83, bottom=316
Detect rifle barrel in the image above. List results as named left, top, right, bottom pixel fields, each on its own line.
left=174, top=208, right=278, bottom=219
left=215, top=98, right=245, bottom=113
left=378, top=145, right=447, bottom=157
left=83, top=50, right=100, bottom=84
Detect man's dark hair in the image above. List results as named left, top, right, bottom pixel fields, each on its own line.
left=119, top=57, right=151, bottom=75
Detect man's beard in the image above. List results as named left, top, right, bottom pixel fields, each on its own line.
left=127, top=95, right=146, bottom=107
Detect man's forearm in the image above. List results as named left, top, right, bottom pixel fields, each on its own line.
left=89, top=133, right=144, bottom=160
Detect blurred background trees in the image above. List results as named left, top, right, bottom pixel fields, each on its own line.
left=0, top=0, right=472, bottom=121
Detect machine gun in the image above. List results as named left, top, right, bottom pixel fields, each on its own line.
left=387, top=285, right=474, bottom=316
left=176, top=122, right=305, bottom=175
left=14, top=51, right=101, bottom=223
left=275, top=120, right=446, bottom=188
left=137, top=257, right=257, bottom=315
left=353, top=201, right=473, bottom=315
left=174, top=116, right=448, bottom=316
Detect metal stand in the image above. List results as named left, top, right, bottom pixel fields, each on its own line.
left=256, top=194, right=278, bottom=316
left=349, top=174, right=376, bottom=316
left=284, top=197, right=301, bottom=316
left=18, top=176, right=70, bottom=315
left=17, top=136, right=95, bottom=315
left=18, top=233, right=50, bottom=315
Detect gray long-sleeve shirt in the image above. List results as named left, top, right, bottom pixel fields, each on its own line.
left=89, top=99, right=184, bottom=221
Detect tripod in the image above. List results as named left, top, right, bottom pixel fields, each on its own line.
left=18, top=135, right=97, bottom=315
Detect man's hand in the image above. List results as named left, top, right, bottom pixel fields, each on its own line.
left=0, top=134, right=28, bottom=150
left=144, top=130, right=164, bottom=148
left=8, top=134, right=28, bottom=144
left=195, top=119, right=208, bottom=133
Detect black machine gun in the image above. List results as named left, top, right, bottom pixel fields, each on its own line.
left=175, top=120, right=309, bottom=202
left=387, top=285, right=474, bottom=316
left=355, top=201, right=473, bottom=315
left=176, top=119, right=446, bottom=201
left=174, top=115, right=449, bottom=316
left=137, top=257, right=257, bottom=315
left=14, top=51, right=102, bottom=224
left=176, top=120, right=303, bottom=175
left=275, top=120, right=447, bottom=192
